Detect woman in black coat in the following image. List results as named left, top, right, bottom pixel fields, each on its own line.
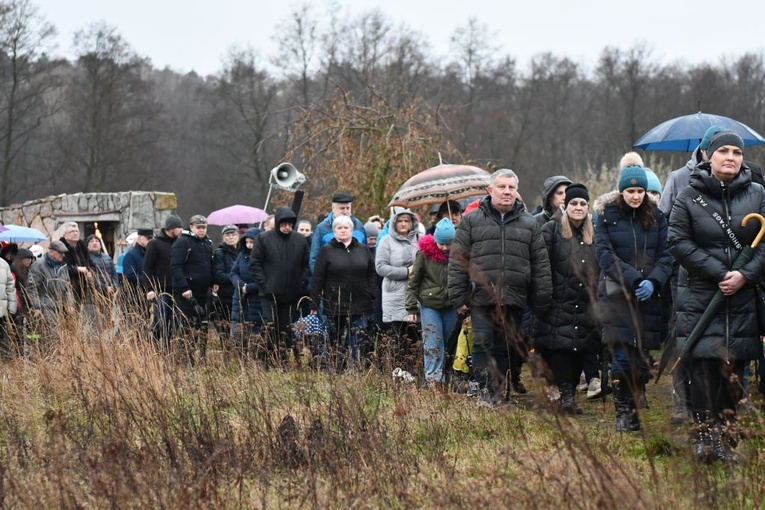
left=536, top=184, right=600, bottom=414
left=212, top=225, right=240, bottom=323
left=594, top=165, right=672, bottom=432
left=230, top=227, right=263, bottom=348
left=311, top=215, right=377, bottom=366
left=669, top=131, right=765, bottom=462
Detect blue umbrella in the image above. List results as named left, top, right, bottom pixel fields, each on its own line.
left=634, top=112, right=765, bottom=151
left=0, top=225, right=46, bottom=242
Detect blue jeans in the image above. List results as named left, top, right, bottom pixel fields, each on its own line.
left=151, top=293, right=177, bottom=349
left=420, top=305, right=457, bottom=382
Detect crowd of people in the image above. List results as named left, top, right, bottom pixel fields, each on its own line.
left=0, top=127, right=763, bottom=464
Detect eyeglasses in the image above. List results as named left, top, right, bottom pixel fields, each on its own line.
left=568, top=200, right=588, bottom=207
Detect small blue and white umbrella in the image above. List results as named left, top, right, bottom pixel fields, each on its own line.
left=0, top=224, right=47, bottom=242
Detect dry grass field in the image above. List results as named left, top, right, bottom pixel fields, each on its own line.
left=0, top=312, right=763, bottom=509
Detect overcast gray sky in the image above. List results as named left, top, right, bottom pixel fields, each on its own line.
left=33, top=0, right=765, bottom=76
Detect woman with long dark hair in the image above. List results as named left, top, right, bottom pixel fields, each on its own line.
left=536, top=184, right=600, bottom=414
left=593, top=165, right=672, bottom=432
left=669, top=131, right=765, bottom=462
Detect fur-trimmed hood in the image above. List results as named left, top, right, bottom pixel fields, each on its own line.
left=593, top=190, right=659, bottom=215
left=417, top=234, right=448, bottom=263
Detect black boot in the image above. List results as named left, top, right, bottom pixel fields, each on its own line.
left=711, top=420, right=736, bottom=463
left=628, top=396, right=641, bottom=431
left=613, top=376, right=640, bottom=432
left=559, top=383, right=582, bottom=415
left=691, top=410, right=714, bottom=463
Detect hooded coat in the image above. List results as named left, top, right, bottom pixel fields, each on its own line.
left=534, top=218, right=600, bottom=353
left=448, top=195, right=552, bottom=315
left=533, top=175, right=572, bottom=226
left=668, top=164, right=765, bottom=361
left=659, top=147, right=703, bottom=218
left=405, top=234, right=451, bottom=313
left=593, top=191, right=672, bottom=350
left=249, top=207, right=309, bottom=302
left=230, top=228, right=263, bottom=327
left=311, top=237, right=376, bottom=316
left=375, top=209, right=419, bottom=323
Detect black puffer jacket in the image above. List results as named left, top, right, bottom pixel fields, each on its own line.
left=143, top=230, right=175, bottom=293
left=249, top=207, right=309, bottom=302
left=534, top=219, right=600, bottom=353
left=669, top=164, right=765, bottom=361
left=170, top=230, right=214, bottom=299
left=448, top=196, right=552, bottom=314
left=311, top=238, right=376, bottom=316
left=593, top=191, right=672, bottom=350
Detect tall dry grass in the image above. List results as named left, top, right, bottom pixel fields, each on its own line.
left=0, top=298, right=763, bottom=509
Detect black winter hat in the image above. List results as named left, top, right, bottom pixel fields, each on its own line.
left=564, top=183, right=590, bottom=207
left=164, top=214, right=183, bottom=230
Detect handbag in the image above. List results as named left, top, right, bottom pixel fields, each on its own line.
left=604, top=275, right=625, bottom=297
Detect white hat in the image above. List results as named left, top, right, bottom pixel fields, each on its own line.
left=125, top=232, right=139, bottom=246
left=29, top=244, right=44, bottom=259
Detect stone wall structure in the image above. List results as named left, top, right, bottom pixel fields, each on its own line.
left=0, top=191, right=177, bottom=257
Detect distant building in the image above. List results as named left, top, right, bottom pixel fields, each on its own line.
left=0, top=191, right=178, bottom=258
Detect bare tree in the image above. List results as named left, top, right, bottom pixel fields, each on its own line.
left=0, top=0, right=59, bottom=205
left=273, top=2, right=320, bottom=106
left=56, top=22, right=162, bottom=192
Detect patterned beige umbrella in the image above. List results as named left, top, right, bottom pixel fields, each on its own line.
left=387, top=164, right=490, bottom=208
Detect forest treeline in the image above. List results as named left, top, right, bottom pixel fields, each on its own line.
left=2, top=0, right=765, bottom=221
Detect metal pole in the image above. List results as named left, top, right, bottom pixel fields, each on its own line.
left=260, top=184, right=275, bottom=229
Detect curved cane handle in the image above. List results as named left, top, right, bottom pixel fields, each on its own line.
left=742, top=213, right=765, bottom=248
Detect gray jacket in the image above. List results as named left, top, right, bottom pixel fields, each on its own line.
left=375, top=209, right=419, bottom=323
left=27, top=255, right=73, bottom=317
left=659, top=146, right=702, bottom=217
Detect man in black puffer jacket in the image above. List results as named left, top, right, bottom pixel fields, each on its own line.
left=249, top=207, right=310, bottom=351
left=170, top=215, right=216, bottom=327
left=449, top=168, right=552, bottom=404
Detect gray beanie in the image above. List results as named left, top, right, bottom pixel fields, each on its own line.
left=364, top=221, right=380, bottom=238
left=706, top=130, right=744, bottom=156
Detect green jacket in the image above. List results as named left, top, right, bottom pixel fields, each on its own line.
left=406, top=234, right=451, bottom=312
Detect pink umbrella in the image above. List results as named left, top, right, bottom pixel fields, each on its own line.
left=207, top=205, right=269, bottom=226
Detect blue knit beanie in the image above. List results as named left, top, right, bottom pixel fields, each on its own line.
left=433, top=218, right=455, bottom=244
left=618, top=165, right=648, bottom=192
left=700, top=125, right=726, bottom=151
left=644, top=169, right=662, bottom=194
